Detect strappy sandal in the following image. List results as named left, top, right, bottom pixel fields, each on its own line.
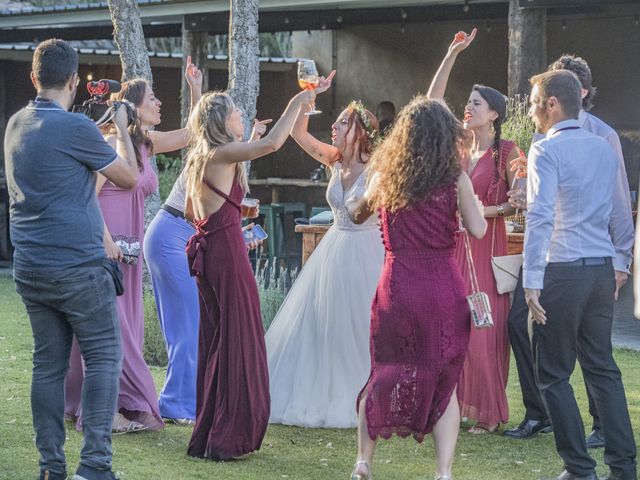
left=435, top=475, right=452, bottom=480
left=468, top=422, right=498, bottom=434
left=112, top=413, right=148, bottom=435
left=351, top=460, right=371, bottom=480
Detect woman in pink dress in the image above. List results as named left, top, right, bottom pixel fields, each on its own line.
left=65, top=60, right=204, bottom=432
left=427, top=29, right=522, bottom=433
left=346, top=96, right=486, bottom=480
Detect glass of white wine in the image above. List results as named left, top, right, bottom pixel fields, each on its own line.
left=297, top=59, right=321, bottom=115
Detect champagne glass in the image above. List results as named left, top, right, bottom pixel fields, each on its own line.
left=297, top=59, right=321, bottom=115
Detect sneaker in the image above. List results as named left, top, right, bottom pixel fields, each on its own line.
left=72, top=465, right=119, bottom=480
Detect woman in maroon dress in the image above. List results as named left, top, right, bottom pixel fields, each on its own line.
left=347, top=96, right=486, bottom=480
left=182, top=88, right=315, bottom=460
left=427, top=29, right=522, bottom=433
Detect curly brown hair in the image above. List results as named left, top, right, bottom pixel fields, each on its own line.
left=369, top=96, right=463, bottom=212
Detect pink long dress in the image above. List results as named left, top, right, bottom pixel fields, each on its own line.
left=454, top=140, right=516, bottom=428
left=64, top=146, right=164, bottom=431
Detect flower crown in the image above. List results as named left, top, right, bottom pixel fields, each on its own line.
left=348, top=100, right=381, bottom=147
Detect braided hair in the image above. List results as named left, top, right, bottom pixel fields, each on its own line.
left=472, top=85, right=507, bottom=180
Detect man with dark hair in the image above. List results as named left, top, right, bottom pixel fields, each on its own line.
left=505, top=55, right=634, bottom=450
left=524, top=69, right=636, bottom=480
left=375, top=100, right=396, bottom=137
left=5, top=38, right=139, bottom=480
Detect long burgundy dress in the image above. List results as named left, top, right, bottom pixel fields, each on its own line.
left=454, top=140, right=516, bottom=428
left=186, top=174, right=269, bottom=460
left=358, top=182, right=470, bottom=441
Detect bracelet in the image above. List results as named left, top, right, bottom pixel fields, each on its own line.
left=496, top=204, right=505, bottom=217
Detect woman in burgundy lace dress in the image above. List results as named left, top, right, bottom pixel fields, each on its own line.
left=347, top=97, right=486, bottom=480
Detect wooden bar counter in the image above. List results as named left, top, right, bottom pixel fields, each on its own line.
left=295, top=224, right=525, bottom=265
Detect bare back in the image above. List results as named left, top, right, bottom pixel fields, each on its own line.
left=190, top=148, right=242, bottom=220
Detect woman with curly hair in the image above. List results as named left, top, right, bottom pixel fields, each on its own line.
left=346, top=96, right=486, bottom=480
left=427, top=29, right=522, bottom=434
left=266, top=72, right=386, bottom=429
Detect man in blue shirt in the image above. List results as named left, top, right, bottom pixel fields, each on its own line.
left=524, top=70, right=636, bottom=480
left=5, top=39, right=139, bottom=480
left=505, top=55, right=634, bottom=448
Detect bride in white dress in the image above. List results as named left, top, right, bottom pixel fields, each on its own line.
left=266, top=78, right=385, bottom=428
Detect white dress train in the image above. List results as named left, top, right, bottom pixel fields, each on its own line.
left=266, top=162, right=384, bottom=428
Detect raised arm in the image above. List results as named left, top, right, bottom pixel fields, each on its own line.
left=457, top=171, right=487, bottom=238
left=148, top=56, right=204, bottom=154
left=100, top=105, right=139, bottom=189
left=291, top=70, right=339, bottom=165
left=426, top=28, right=477, bottom=100
left=214, top=89, right=316, bottom=165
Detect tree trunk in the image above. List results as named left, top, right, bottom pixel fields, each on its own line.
left=508, top=0, right=547, bottom=98
left=107, top=0, right=153, bottom=83
left=181, top=21, right=209, bottom=128
left=227, top=0, right=260, bottom=141
left=107, top=0, right=158, bottom=292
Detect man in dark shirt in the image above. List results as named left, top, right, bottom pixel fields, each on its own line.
left=5, top=39, right=138, bottom=480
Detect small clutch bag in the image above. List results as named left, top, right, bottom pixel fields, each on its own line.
left=111, top=234, right=141, bottom=265
left=463, top=230, right=494, bottom=329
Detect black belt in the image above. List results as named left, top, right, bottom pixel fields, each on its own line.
left=161, top=204, right=184, bottom=219
left=549, top=257, right=612, bottom=267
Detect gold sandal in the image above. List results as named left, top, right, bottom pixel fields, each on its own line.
left=351, top=460, right=371, bottom=480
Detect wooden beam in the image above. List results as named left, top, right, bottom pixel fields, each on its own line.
left=0, top=23, right=179, bottom=43
left=519, top=0, right=634, bottom=7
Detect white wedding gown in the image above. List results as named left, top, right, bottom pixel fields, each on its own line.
left=266, top=162, right=385, bottom=428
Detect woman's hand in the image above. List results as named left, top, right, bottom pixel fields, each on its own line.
left=185, top=55, right=203, bottom=92
left=315, top=70, right=336, bottom=95
left=448, top=28, right=477, bottom=56
left=510, top=154, right=528, bottom=179
left=242, top=223, right=263, bottom=251
left=249, top=119, right=273, bottom=142
left=104, top=236, right=123, bottom=262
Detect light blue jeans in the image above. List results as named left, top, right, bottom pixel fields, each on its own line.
left=14, top=265, right=122, bottom=477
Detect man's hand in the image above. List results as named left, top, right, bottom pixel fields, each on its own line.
left=524, top=288, right=547, bottom=325
left=614, top=270, right=628, bottom=301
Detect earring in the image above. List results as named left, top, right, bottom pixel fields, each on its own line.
left=490, top=121, right=496, bottom=135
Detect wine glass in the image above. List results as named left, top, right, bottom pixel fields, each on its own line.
left=297, top=59, right=321, bottom=115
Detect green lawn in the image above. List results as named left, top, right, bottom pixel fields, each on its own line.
left=0, top=273, right=638, bottom=480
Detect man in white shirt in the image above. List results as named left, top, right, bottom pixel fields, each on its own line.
left=524, top=69, right=636, bottom=480
left=505, top=55, right=634, bottom=448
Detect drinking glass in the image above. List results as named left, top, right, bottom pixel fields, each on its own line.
left=297, top=59, right=321, bottom=115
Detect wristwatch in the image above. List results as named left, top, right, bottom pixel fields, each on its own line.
left=496, top=204, right=505, bottom=217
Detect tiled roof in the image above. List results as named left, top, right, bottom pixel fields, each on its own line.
left=0, top=42, right=299, bottom=64
left=0, top=0, right=163, bottom=16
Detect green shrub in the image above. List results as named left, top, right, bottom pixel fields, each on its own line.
left=143, top=290, right=168, bottom=367
left=155, top=153, right=182, bottom=202
left=142, top=258, right=297, bottom=365
left=502, top=95, right=536, bottom=155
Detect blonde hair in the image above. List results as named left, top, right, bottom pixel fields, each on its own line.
left=369, top=96, right=463, bottom=212
left=184, top=91, right=249, bottom=199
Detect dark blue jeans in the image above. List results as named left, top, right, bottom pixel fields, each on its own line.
left=14, top=265, right=122, bottom=477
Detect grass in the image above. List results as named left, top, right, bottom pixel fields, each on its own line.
left=1, top=273, right=639, bottom=480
